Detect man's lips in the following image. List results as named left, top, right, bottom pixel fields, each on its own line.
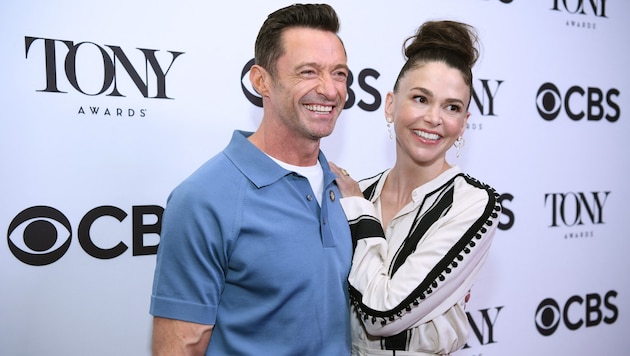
left=304, top=104, right=334, bottom=114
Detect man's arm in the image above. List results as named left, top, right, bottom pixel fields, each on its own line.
left=152, top=317, right=213, bottom=356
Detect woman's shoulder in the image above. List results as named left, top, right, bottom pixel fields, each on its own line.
left=358, top=170, right=387, bottom=189
left=454, top=173, right=498, bottom=196
left=452, top=173, right=501, bottom=219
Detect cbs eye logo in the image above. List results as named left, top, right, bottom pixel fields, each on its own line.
left=7, top=206, right=72, bottom=266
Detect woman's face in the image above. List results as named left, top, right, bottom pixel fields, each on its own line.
left=386, top=61, right=470, bottom=168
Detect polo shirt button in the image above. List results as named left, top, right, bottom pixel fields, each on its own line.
left=329, top=190, right=335, bottom=202
left=306, top=194, right=313, bottom=201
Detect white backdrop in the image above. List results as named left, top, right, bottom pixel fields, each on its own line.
left=1, top=0, right=629, bottom=355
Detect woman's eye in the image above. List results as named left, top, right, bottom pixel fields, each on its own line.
left=414, top=96, right=427, bottom=103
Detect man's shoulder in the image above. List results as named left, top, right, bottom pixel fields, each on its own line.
left=169, top=152, right=241, bottom=203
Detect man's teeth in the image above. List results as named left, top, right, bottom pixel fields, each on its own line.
left=304, top=104, right=333, bottom=113
left=414, top=130, right=440, bottom=140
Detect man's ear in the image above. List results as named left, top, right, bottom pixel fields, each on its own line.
left=249, top=64, right=270, bottom=97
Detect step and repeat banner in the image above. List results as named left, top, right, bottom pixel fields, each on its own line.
left=1, top=0, right=628, bottom=355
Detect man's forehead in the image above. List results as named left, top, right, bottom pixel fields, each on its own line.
left=279, top=28, right=347, bottom=63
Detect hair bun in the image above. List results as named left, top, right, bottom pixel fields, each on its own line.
left=404, top=20, right=479, bottom=68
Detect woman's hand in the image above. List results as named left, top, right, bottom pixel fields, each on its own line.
left=329, top=162, right=364, bottom=198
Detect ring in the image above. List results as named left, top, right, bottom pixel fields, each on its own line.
left=341, top=168, right=349, bottom=176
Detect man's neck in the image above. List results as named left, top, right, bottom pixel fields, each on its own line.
left=248, top=124, right=321, bottom=166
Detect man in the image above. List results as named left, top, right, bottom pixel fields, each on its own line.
left=150, top=4, right=352, bottom=355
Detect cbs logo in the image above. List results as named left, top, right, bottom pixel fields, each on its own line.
left=535, top=290, right=618, bottom=336
left=7, top=205, right=163, bottom=266
left=536, top=82, right=620, bottom=122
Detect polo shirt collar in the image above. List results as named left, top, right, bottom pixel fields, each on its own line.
left=224, top=130, right=334, bottom=189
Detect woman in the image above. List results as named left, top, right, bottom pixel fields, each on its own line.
left=332, top=20, right=501, bottom=355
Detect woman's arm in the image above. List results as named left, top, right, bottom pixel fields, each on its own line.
left=343, top=177, right=500, bottom=336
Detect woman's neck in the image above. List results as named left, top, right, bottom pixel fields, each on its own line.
left=379, top=159, right=451, bottom=228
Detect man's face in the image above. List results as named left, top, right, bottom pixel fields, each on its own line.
left=266, top=27, right=348, bottom=141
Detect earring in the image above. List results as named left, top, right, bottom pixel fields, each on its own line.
left=386, top=117, right=393, bottom=139
left=454, top=136, right=465, bottom=158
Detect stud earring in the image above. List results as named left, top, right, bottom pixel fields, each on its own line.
left=454, top=136, right=465, bottom=158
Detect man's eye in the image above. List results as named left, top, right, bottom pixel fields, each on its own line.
left=334, top=71, right=348, bottom=80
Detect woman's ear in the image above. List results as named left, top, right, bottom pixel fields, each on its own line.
left=384, top=92, right=395, bottom=123
left=460, top=111, right=471, bottom=137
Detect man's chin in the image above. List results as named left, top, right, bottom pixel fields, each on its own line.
left=312, top=127, right=336, bottom=140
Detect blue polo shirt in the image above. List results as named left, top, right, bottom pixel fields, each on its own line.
left=151, top=130, right=352, bottom=355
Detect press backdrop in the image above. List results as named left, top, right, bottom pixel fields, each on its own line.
left=1, top=0, right=628, bottom=355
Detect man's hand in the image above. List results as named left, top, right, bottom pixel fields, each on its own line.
left=329, top=162, right=363, bottom=198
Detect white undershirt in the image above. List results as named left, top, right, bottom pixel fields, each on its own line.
left=270, top=157, right=324, bottom=206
